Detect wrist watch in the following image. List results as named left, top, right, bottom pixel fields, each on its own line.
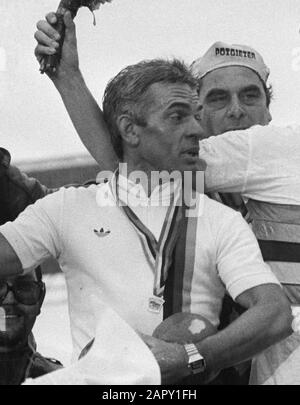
left=184, top=343, right=206, bottom=375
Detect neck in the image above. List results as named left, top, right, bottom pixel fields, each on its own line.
left=0, top=346, right=28, bottom=354
left=119, top=159, right=180, bottom=198
left=0, top=339, right=29, bottom=354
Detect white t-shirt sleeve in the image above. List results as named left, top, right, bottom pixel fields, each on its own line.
left=214, top=208, right=280, bottom=300
left=245, top=125, right=300, bottom=202
left=200, top=128, right=252, bottom=193
left=0, top=188, right=64, bottom=273
left=200, top=125, right=300, bottom=203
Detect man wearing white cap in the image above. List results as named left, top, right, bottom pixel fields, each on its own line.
left=34, top=15, right=299, bottom=384
left=191, top=41, right=272, bottom=139
left=189, top=41, right=300, bottom=385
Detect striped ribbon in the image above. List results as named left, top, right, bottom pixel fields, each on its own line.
left=112, top=172, right=184, bottom=299
left=110, top=172, right=200, bottom=316
left=163, top=192, right=199, bottom=319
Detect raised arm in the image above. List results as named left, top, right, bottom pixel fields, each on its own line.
left=34, top=11, right=118, bottom=172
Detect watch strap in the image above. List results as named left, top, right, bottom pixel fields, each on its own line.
left=184, top=343, right=206, bottom=375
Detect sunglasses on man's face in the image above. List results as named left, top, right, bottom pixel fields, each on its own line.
left=0, top=280, right=45, bottom=305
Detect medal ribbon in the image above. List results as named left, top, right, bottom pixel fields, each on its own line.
left=111, top=172, right=184, bottom=298
left=163, top=189, right=200, bottom=319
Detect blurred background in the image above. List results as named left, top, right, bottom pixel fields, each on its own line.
left=1, top=0, right=300, bottom=366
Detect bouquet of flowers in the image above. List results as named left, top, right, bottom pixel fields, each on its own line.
left=40, top=0, right=113, bottom=74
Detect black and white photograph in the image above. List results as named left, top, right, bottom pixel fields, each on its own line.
left=0, top=0, right=300, bottom=388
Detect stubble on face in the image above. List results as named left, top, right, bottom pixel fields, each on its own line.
left=135, top=82, right=204, bottom=174
left=0, top=308, right=26, bottom=349
left=198, top=66, right=271, bottom=137
left=0, top=273, right=42, bottom=352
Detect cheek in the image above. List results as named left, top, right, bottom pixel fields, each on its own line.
left=151, top=131, right=178, bottom=153
left=246, top=105, right=270, bottom=125
left=3, top=316, right=25, bottom=331
left=19, top=310, right=39, bottom=335
left=18, top=304, right=41, bottom=319
left=201, top=108, right=224, bottom=137
left=259, top=107, right=271, bottom=124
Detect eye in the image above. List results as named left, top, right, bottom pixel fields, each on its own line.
left=241, top=90, right=261, bottom=105
left=169, top=112, right=185, bottom=122
left=206, top=92, right=229, bottom=109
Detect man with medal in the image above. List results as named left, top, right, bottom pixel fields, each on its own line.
left=2, top=9, right=291, bottom=385
left=33, top=6, right=300, bottom=384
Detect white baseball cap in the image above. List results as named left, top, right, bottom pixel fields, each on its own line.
left=191, top=41, right=270, bottom=83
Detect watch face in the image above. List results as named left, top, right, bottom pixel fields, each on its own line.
left=190, top=359, right=206, bottom=374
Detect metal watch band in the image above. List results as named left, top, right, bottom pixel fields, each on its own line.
left=184, top=343, right=206, bottom=375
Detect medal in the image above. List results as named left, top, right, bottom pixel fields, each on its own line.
left=148, top=296, right=165, bottom=314
left=111, top=171, right=183, bottom=317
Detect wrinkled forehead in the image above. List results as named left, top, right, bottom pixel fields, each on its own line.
left=199, top=65, right=265, bottom=94
left=146, top=82, right=200, bottom=110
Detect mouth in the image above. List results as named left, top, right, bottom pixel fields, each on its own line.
left=0, top=307, right=22, bottom=318
left=181, top=147, right=200, bottom=159
left=0, top=315, right=21, bottom=322
left=0, top=315, right=20, bottom=319
left=225, top=126, right=249, bottom=132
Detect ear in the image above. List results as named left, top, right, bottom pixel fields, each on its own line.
left=267, top=109, right=272, bottom=123
left=117, top=114, right=140, bottom=149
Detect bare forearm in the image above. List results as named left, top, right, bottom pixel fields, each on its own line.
left=53, top=71, right=118, bottom=171
left=195, top=300, right=292, bottom=376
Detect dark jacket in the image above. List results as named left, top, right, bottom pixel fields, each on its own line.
left=0, top=343, right=63, bottom=385
left=0, top=148, right=61, bottom=384
left=0, top=148, right=53, bottom=225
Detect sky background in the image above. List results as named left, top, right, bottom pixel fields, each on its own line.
left=1, top=0, right=300, bottom=164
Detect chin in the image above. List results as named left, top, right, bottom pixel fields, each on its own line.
left=220, top=123, right=253, bottom=134
left=0, top=331, right=26, bottom=348
left=185, top=160, right=206, bottom=172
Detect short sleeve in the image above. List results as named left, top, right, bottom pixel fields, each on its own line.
left=0, top=188, right=65, bottom=273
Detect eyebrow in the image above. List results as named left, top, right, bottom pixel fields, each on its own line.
left=206, top=84, right=262, bottom=95
left=166, top=101, right=202, bottom=111
left=166, top=101, right=192, bottom=110
left=240, top=85, right=261, bottom=93
left=205, top=88, right=228, bottom=97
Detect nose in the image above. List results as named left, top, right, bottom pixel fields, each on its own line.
left=227, top=94, right=245, bottom=120
left=186, top=116, right=205, bottom=141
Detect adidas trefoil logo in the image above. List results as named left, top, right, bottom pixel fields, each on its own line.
left=94, top=227, right=111, bottom=237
